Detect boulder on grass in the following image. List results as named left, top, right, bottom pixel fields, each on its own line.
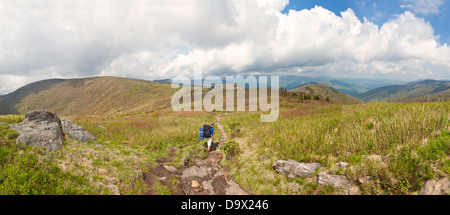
left=60, top=118, right=97, bottom=144
left=9, top=110, right=64, bottom=152
left=273, top=159, right=320, bottom=178
left=318, top=172, right=361, bottom=195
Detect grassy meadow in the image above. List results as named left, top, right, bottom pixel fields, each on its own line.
left=220, top=101, right=449, bottom=195
left=0, top=111, right=218, bottom=195
left=0, top=89, right=448, bottom=195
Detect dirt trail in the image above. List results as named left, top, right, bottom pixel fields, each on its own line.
left=144, top=115, right=248, bottom=195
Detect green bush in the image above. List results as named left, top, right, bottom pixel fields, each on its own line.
left=221, top=140, right=240, bottom=160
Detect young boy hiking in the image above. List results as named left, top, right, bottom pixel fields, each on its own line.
left=203, top=123, right=214, bottom=152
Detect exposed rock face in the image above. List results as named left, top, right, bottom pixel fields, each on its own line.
left=164, top=165, right=178, bottom=173
left=9, top=110, right=64, bottom=152
left=182, top=166, right=209, bottom=179
left=60, top=118, right=97, bottom=144
left=420, top=178, right=450, bottom=195
left=180, top=150, right=248, bottom=195
left=273, top=160, right=320, bottom=178
left=318, top=172, right=361, bottom=195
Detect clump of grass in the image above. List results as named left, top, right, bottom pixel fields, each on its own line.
left=172, top=141, right=207, bottom=167
left=228, top=122, right=242, bottom=138
left=0, top=115, right=24, bottom=124
left=153, top=180, right=172, bottom=195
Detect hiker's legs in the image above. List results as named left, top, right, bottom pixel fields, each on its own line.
left=207, top=138, right=212, bottom=151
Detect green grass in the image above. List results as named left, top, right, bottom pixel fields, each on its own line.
left=66, top=111, right=217, bottom=194
left=1, top=100, right=448, bottom=195
left=0, top=124, right=94, bottom=194
left=0, top=111, right=218, bottom=195
left=71, top=111, right=217, bottom=159
left=220, top=101, right=449, bottom=195
left=0, top=115, right=24, bottom=124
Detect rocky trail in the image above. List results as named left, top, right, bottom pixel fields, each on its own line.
left=143, top=115, right=248, bottom=195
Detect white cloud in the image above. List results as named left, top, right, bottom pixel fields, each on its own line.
left=401, top=0, right=444, bottom=15
left=0, top=0, right=449, bottom=94
left=157, top=6, right=450, bottom=79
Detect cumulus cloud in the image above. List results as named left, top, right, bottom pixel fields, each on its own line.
left=400, top=0, right=444, bottom=15
left=154, top=6, right=450, bottom=79
left=0, top=0, right=449, bottom=94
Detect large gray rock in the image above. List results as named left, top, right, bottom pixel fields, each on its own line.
left=318, top=172, right=361, bottom=195
left=60, top=118, right=96, bottom=144
left=182, top=166, right=209, bottom=179
left=273, top=160, right=320, bottom=178
left=9, top=110, right=64, bottom=152
left=420, top=178, right=450, bottom=195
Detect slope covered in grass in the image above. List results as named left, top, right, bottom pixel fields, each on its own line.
left=0, top=76, right=178, bottom=115
left=220, top=101, right=449, bottom=195
left=289, top=84, right=364, bottom=104
left=359, top=80, right=450, bottom=102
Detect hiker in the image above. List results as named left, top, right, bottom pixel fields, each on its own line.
left=203, top=123, right=214, bottom=152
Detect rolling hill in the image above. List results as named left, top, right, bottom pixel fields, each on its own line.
left=319, top=79, right=371, bottom=97
left=289, top=83, right=364, bottom=104
left=277, top=76, right=405, bottom=96
left=0, top=76, right=178, bottom=115
left=0, top=76, right=296, bottom=116
left=358, top=79, right=450, bottom=102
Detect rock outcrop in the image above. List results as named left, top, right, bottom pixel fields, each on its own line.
left=318, top=172, right=361, bottom=195
left=273, top=160, right=320, bottom=178
left=180, top=150, right=248, bottom=195
left=60, top=118, right=97, bottom=144
left=420, top=178, right=450, bottom=195
left=9, top=110, right=64, bottom=152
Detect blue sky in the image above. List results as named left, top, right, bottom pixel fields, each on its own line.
left=282, top=0, right=450, bottom=44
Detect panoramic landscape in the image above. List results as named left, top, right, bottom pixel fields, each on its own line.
left=0, top=0, right=449, bottom=200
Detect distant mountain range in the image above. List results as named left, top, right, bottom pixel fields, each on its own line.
left=358, top=79, right=450, bottom=102
left=0, top=76, right=448, bottom=116
left=155, top=75, right=405, bottom=97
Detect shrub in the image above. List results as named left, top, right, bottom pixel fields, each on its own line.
left=221, top=140, right=240, bottom=160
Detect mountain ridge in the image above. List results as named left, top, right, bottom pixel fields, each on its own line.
left=289, top=83, right=364, bottom=104
left=0, top=76, right=177, bottom=115
left=358, top=79, right=450, bottom=102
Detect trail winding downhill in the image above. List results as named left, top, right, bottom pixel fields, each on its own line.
left=144, top=115, right=248, bottom=195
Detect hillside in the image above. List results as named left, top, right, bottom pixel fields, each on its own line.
left=320, top=79, right=370, bottom=97
left=358, top=79, right=450, bottom=102
left=0, top=77, right=300, bottom=116
left=289, top=83, right=364, bottom=104
left=0, top=77, right=178, bottom=115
